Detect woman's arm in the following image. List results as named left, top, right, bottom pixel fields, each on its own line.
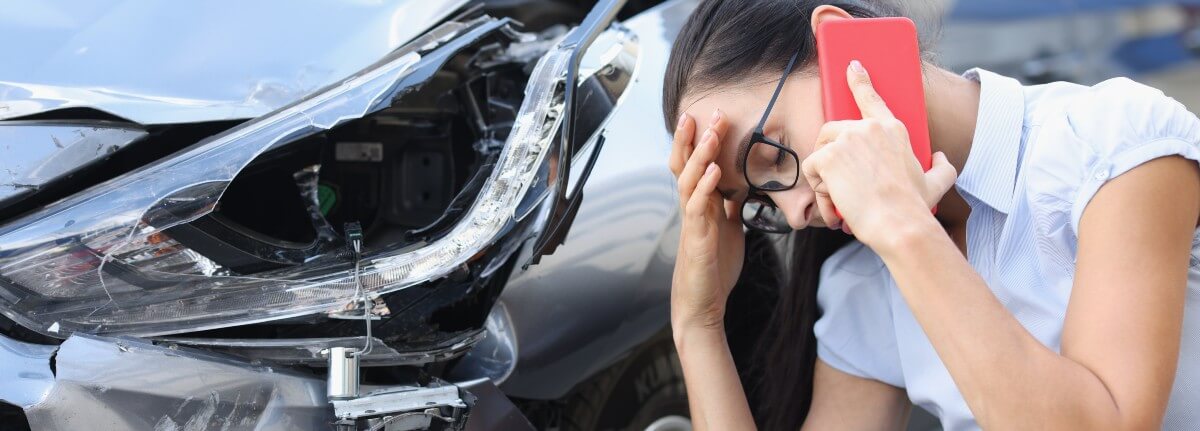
left=802, top=62, right=1200, bottom=429
left=874, top=155, right=1198, bottom=430
left=803, top=359, right=911, bottom=431
left=674, top=325, right=755, bottom=430
left=668, top=108, right=756, bottom=430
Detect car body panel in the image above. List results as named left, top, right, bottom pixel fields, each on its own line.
left=0, top=0, right=467, bottom=124
left=0, top=121, right=146, bottom=205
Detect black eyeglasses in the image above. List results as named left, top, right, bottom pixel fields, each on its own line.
left=740, top=50, right=802, bottom=233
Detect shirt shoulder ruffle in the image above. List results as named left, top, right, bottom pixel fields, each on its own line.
left=1022, top=77, right=1200, bottom=237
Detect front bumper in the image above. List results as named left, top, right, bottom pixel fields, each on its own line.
left=0, top=334, right=532, bottom=430
left=2, top=334, right=331, bottom=430
left=0, top=333, right=535, bottom=431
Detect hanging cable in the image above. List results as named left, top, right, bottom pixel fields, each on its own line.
left=344, top=222, right=372, bottom=357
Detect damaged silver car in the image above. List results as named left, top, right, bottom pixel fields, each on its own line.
left=0, top=0, right=713, bottom=429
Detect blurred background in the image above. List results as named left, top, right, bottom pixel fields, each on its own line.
left=924, top=0, right=1200, bottom=110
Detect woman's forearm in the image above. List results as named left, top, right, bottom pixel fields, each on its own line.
left=673, top=324, right=757, bottom=431
left=873, top=219, right=1125, bottom=429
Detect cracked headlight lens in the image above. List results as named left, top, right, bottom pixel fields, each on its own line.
left=0, top=20, right=575, bottom=337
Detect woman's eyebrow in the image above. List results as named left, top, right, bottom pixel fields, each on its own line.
left=733, top=129, right=754, bottom=175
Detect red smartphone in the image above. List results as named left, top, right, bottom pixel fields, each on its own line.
left=816, top=17, right=933, bottom=219
left=816, top=17, right=932, bottom=173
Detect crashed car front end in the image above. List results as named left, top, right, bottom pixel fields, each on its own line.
left=0, top=1, right=639, bottom=428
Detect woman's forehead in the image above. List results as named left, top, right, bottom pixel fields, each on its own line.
left=682, top=87, right=766, bottom=126
left=683, top=94, right=759, bottom=162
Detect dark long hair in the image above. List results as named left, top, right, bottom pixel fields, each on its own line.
left=661, top=1, right=914, bottom=429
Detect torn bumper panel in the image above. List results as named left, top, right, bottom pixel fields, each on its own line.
left=0, top=334, right=533, bottom=430
left=1, top=334, right=331, bottom=430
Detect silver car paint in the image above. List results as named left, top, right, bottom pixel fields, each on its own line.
left=0, top=0, right=466, bottom=124
left=0, top=122, right=145, bottom=203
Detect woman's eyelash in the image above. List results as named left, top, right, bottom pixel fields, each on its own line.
left=773, top=135, right=789, bottom=167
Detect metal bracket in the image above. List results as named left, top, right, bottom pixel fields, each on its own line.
left=331, top=382, right=474, bottom=431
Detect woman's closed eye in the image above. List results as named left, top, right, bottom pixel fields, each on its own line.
left=747, top=135, right=797, bottom=190
left=773, top=147, right=788, bottom=169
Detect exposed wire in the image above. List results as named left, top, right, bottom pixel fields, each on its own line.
left=345, top=222, right=372, bottom=357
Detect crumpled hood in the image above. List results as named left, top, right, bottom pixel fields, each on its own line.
left=0, top=0, right=465, bottom=125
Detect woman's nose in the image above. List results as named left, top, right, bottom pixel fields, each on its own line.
left=767, top=188, right=816, bottom=230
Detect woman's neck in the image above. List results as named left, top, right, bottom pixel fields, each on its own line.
left=923, top=66, right=981, bottom=229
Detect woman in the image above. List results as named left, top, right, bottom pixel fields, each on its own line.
left=664, top=1, right=1200, bottom=430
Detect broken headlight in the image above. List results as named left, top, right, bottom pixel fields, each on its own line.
left=0, top=18, right=600, bottom=337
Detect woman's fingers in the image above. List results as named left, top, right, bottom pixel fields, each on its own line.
left=814, top=120, right=853, bottom=150
left=810, top=123, right=850, bottom=227
left=669, top=114, right=696, bottom=177
left=723, top=198, right=741, bottom=224
left=846, top=60, right=895, bottom=120
left=677, top=110, right=728, bottom=205
left=684, top=163, right=724, bottom=246
left=923, top=151, right=959, bottom=207
left=686, top=163, right=722, bottom=217
left=801, top=147, right=843, bottom=228
left=800, top=147, right=825, bottom=203
left=813, top=190, right=841, bottom=229
left=677, top=127, right=718, bottom=205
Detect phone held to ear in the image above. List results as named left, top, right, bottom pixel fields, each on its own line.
left=816, top=17, right=936, bottom=216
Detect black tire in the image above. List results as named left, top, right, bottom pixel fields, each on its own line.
left=560, top=333, right=690, bottom=431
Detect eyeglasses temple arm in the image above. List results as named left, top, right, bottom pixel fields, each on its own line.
left=754, top=49, right=803, bottom=132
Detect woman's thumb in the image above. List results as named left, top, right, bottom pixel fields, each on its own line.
left=923, top=151, right=958, bottom=204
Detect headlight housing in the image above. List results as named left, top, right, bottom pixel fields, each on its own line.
left=0, top=17, right=619, bottom=338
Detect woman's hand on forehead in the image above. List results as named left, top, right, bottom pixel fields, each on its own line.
left=670, top=109, right=732, bottom=201
left=666, top=105, right=747, bottom=329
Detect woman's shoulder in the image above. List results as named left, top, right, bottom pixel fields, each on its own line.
left=820, top=241, right=887, bottom=281
left=817, top=242, right=891, bottom=304
left=813, top=241, right=905, bottom=386
left=1026, top=77, right=1200, bottom=152
left=1020, top=76, right=1200, bottom=235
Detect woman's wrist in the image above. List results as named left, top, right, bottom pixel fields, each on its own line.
left=671, top=309, right=726, bottom=335
left=672, top=320, right=728, bottom=355
left=867, top=210, right=946, bottom=260
left=853, top=195, right=938, bottom=249
left=670, top=293, right=728, bottom=335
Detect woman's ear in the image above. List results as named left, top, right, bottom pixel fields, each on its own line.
left=810, top=5, right=854, bottom=37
